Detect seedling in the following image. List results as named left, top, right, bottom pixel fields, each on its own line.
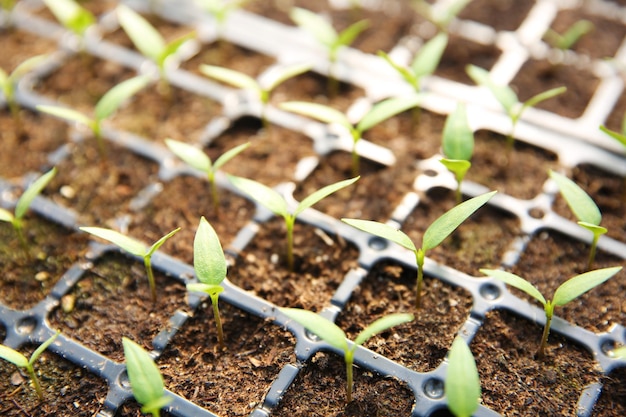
left=549, top=170, right=607, bottom=271
left=342, top=191, right=495, bottom=309
left=281, top=308, right=413, bottom=403
left=195, top=0, right=248, bottom=35
left=412, top=0, right=472, bottom=32
left=0, top=55, right=47, bottom=133
left=79, top=226, right=180, bottom=303
left=439, top=102, right=473, bottom=204
left=0, top=331, right=60, bottom=399
left=481, top=266, right=622, bottom=358
left=289, top=7, right=368, bottom=96
left=229, top=175, right=358, bottom=271
left=544, top=19, right=594, bottom=50
left=378, top=32, right=448, bottom=93
left=466, top=64, right=566, bottom=154
left=0, top=167, right=57, bottom=257
left=199, top=62, right=311, bottom=127
left=445, top=336, right=481, bottom=417
left=165, top=138, right=250, bottom=212
left=122, top=337, right=171, bottom=417
left=37, top=75, right=150, bottom=159
left=186, top=217, right=227, bottom=348
left=42, top=0, right=95, bottom=41
left=116, top=4, right=195, bottom=94
left=280, top=95, right=422, bottom=175
left=599, top=123, right=626, bottom=205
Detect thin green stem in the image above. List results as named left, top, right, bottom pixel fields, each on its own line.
left=92, top=123, right=108, bottom=162
left=210, top=292, right=225, bottom=349
left=144, top=256, right=157, bottom=304
left=415, top=249, right=425, bottom=310
left=26, top=364, right=43, bottom=400
left=537, top=309, right=552, bottom=358
left=209, top=175, right=219, bottom=214
left=286, top=217, right=295, bottom=271
left=587, top=233, right=599, bottom=272
left=345, top=350, right=354, bottom=403
left=13, top=221, right=30, bottom=260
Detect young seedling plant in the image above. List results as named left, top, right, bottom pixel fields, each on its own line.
left=466, top=64, right=566, bottom=155
left=481, top=266, right=622, bottom=358
left=165, top=138, right=249, bottom=213
left=0, top=54, right=47, bottom=134
left=79, top=226, right=180, bottom=303
left=599, top=123, right=626, bottom=206
left=445, top=336, right=481, bottom=417
left=412, top=0, right=472, bottom=32
left=549, top=170, right=607, bottom=271
left=42, top=0, right=95, bottom=44
left=199, top=62, right=311, bottom=128
left=116, top=4, right=195, bottom=95
left=37, top=75, right=150, bottom=159
left=280, top=308, right=413, bottom=403
left=195, top=0, right=248, bottom=36
left=228, top=175, right=359, bottom=271
left=280, top=95, right=422, bottom=176
left=439, top=102, right=473, bottom=205
left=289, top=7, right=368, bottom=96
left=122, top=337, right=171, bottom=417
left=186, top=217, right=227, bottom=349
left=0, top=167, right=57, bottom=257
left=0, top=330, right=60, bottom=400
left=342, top=190, right=496, bottom=309
left=544, top=19, right=594, bottom=51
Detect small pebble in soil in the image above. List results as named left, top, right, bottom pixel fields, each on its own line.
left=35, top=271, right=50, bottom=281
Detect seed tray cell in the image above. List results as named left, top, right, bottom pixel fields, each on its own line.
left=1, top=0, right=626, bottom=416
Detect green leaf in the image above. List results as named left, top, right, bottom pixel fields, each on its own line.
left=281, top=308, right=348, bottom=352
left=36, top=105, right=94, bottom=129
left=577, top=221, right=607, bottom=237
left=228, top=175, right=288, bottom=217
left=423, top=191, right=495, bottom=251
left=549, top=170, right=601, bottom=226
left=553, top=267, right=622, bottom=306
left=295, top=176, right=359, bottom=217
left=147, top=227, right=181, bottom=257
left=165, top=138, right=212, bottom=173
left=290, top=7, right=337, bottom=47
left=0, top=345, right=28, bottom=368
left=480, top=268, right=546, bottom=306
left=440, top=159, right=471, bottom=179
left=117, top=4, right=165, bottom=62
left=10, top=55, right=47, bottom=82
left=437, top=0, right=472, bottom=27
left=411, top=33, right=448, bottom=78
left=600, top=125, right=626, bottom=148
left=15, top=167, right=57, bottom=221
left=336, top=19, right=369, bottom=49
left=446, top=336, right=480, bottom=417
left=521, top=86, right=566, bottom=114
left=0, top=208, right=14, bottom=223
left=122, top=338, right=170, bottom=412
left=42, top=0, right=95, bottom=36
left=354, top=313, right=413, bottom=346
left=95, top=75, right=150, bottom=121
left=442, top=102, right=473, bottom=161
left=357, top=95, right=422, bottom=134
left=80, top=227, right=147, bottom=256
left=199, top=64, right=259, bottom=91
left=466, top=65, right=518, bottom=113
left=377, top=51, right=417, bottom=89
left=280, top=101, right=351, bottom=128
left=213, top=142, right=250, bottom=171
left=341, top=218, right=416, bottom=252
left=29, top=331, right=60, bottom=366
left=186, top=283, right=224, bottom=297
left=193, top=217, right=226, bottom=286
left=159, top=32, right=196, bottom=67
left=263, top=62, right=312, bottom=93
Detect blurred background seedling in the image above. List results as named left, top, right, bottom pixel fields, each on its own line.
left=439, top=102, right=473, bottom=204
left=544, top=19, right=594, bottom=51
left=412, top=0, right=472, bottom=33
left=42, top=0, right=95, bottom=50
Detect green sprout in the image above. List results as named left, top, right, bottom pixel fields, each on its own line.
left=439, top=102, right=473, bottom=205
left=544, top=19, right=594, bottom=50
left=466, top=64, right=566, bottom=153
left=289, top=7, right=368, bottom=96
left=0, top=167, right=57, bottom=257
left=445, top=336, right=481, bottom=417
left=165, top=138, right=250, bottom=213
left=195, top=0, right=248, bottom=35
left=481, top=266, right=622, bottom=358
left=116, top=4, right=195, bottom=94
left=186, top=217, right=227, bottom=349
left=199, top=62, right=311, bottom=127
left=41, top=0, right=95, bottom=40
left=79, top=226, right=181, bottom=303
left=0, top=55, right=47, bottom=133
left=281, top=308, right=413, bottom=403
left=342, top=191, right=495, bottom=309
left=378, top=32, right=448, bottom=93
left=412, top=0, right=472, bottom=32
left=549, top=170, right=607, bottom=271
left=280, top=95, right=422, bottom=176
left=37, top=75, right=150, bottom=159
left=122, top=337, right=171, bottom=417
left=0, top=331, right=60, bottom=400
left=228, top=175, right=359, bottom=271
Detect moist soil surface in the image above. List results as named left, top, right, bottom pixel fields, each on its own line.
left=2, top=1, right=626, bottom=416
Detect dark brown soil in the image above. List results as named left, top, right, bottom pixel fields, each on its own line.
left=435, top=34, right=501, bottom=85
left=594, top=366, right=626, bottom=416
left=459, top=0, right=536, bottom=32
